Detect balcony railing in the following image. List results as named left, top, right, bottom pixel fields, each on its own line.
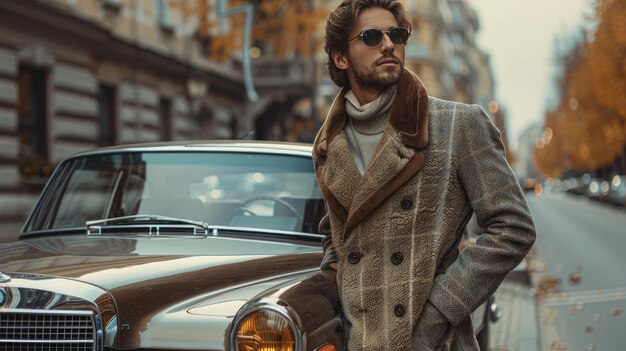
left=251, top=58, right=315, bottom=89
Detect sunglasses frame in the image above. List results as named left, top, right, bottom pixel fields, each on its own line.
left=349, top=27, right=411, bottom=47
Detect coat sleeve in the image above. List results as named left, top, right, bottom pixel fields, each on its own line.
left=427, top=104, right=536, bottom=326
left=319, top=213, right=338, bottom=270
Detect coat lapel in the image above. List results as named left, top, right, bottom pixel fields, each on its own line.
left=317, top=131, right=362, bottom=222
left=344, top=127, right=424, bottom=236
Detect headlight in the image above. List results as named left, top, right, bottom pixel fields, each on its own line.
left=236, top=309, right=294, bottom=350
left=230, top=298, right=304, bottom=351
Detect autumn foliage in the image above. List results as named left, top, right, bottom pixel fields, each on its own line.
left=190, top=0, right=327, bottom=61
left=535, top=0, right=626, bottom=177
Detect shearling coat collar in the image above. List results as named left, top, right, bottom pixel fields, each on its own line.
left=315, top=68, right=429, bottom=152
left=313, top=68, right=430, bottom=239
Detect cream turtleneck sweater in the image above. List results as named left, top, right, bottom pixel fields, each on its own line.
left=344, top=85, right=397, bottom=174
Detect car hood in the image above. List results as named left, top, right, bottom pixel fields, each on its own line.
left=0, top=234, right=321, bottom=281
left=0, top=235, right=323, bottom=349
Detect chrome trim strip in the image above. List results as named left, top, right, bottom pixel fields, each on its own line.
left=94, top=307, right=104, bottom=351
left=0, top=308, right=94, bottom=315
left=228, top=297, right=306, bottom=351
left=104, top=315, right=117, bottom=348
left=86, top=214, right=209, bottom=230
left=0, top=340, right=95, bottom=344
left=67, top=145, right=313, bottom=160
left=215, top=225, right=324, bottom=239
left=86, top=224, right=209, bottom=236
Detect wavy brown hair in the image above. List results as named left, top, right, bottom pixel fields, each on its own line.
left=324, top=0, right=412, bottom=88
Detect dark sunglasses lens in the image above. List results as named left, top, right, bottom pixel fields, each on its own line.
left=389, top=28, right=409, bottom=44
left=362, top=29, right=384, bottom=47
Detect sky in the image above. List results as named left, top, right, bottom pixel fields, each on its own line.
left=465, top=0, right=593, bottom=150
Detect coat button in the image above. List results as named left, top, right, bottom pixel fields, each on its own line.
left=391, top=252, right=404, bottom=265
left=400, top=198, right=413, bottom=210
left=394, top=304, right=406, bottom=317
left=348, top=252, right=361, bottom=264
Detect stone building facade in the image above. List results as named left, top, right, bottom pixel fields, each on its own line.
left=404, top=0, right=513, bottom=157
left=0, top=0, right=318, bottom=221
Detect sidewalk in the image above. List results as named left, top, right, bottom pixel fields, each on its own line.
left=489, top=267, right=540, bottom=351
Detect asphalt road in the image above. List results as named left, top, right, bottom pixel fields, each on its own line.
left=526, top=191, right=626, bottom=350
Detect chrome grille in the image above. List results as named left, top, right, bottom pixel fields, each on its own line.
left=0, top=310, right=96, bottom=351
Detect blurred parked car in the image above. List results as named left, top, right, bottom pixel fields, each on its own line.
left=563, top=177, right=585, bottom=195
left=521, top=177, right=540, bottom=192
left=587, top=178, right=611, bottom=202
left=571, top=173, right=594, bottom=196
left=540, top=178, right=561, bottom=194
left=610, top=175, right=626, bottom=206
left=0, top=141, right=497, bottom=351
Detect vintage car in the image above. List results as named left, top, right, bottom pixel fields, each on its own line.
left=0, top=141, right=497, bottom=351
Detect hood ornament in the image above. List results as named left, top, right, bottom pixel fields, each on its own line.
left=0, top=272, right=10, bottom=283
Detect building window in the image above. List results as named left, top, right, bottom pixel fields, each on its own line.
left=449, top=2, right=463, bottom=26
left=157, top=0, right=174, bottom=30
left=159, top=98, right=172, bottom=141
left=98, top=84, right=117, bottom=146
left=101, top=0, right=122, bottom=16
left=450, top=32, right=464, bottom=47
left=451, top=54, right=466, bottom=75
left=18, top=65, right=48, bottom=178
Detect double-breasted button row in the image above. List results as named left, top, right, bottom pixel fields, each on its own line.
left=394, top=304, right=406, bottom=317
left=400, top=197, right=413, bottom=210
left=348, top=252, right=361, bottom=264
left=347, top=252, right=404, bottom=265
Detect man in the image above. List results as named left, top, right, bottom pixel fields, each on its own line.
left=313, top=1, right=536, bottom=350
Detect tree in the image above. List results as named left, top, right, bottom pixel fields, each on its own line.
left=536, top=0, right=626, bottom=177
left=185, top=0, right=327, bottom=61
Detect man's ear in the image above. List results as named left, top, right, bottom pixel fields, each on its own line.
left=331, top=51, right=349, bottom=70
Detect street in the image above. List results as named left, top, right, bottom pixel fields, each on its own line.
left=527, top=191, right=626, bottom=350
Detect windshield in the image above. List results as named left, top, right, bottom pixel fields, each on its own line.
left=25, top=151, right=325, bottom=234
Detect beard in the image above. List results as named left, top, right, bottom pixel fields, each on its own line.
left=347, top=52, right=404, bottom=91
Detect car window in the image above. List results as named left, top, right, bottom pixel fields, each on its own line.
left=27, top=151, right=326, bottom=234
left=53, top=166, right=120, bottom=228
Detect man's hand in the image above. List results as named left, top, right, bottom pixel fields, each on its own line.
left=411, top=302, right=450, bottom=350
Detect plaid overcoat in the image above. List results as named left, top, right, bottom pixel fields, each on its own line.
left=312, top=69, right=536, bottom=350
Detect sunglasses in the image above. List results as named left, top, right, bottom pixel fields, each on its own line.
left=349, top=27, right=411, bottom=47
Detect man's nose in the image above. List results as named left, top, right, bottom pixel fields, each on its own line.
left=380, top=33, right=394, bottom=52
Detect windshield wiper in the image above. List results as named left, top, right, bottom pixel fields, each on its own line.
left=86, top=214, right=213, bottom=236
